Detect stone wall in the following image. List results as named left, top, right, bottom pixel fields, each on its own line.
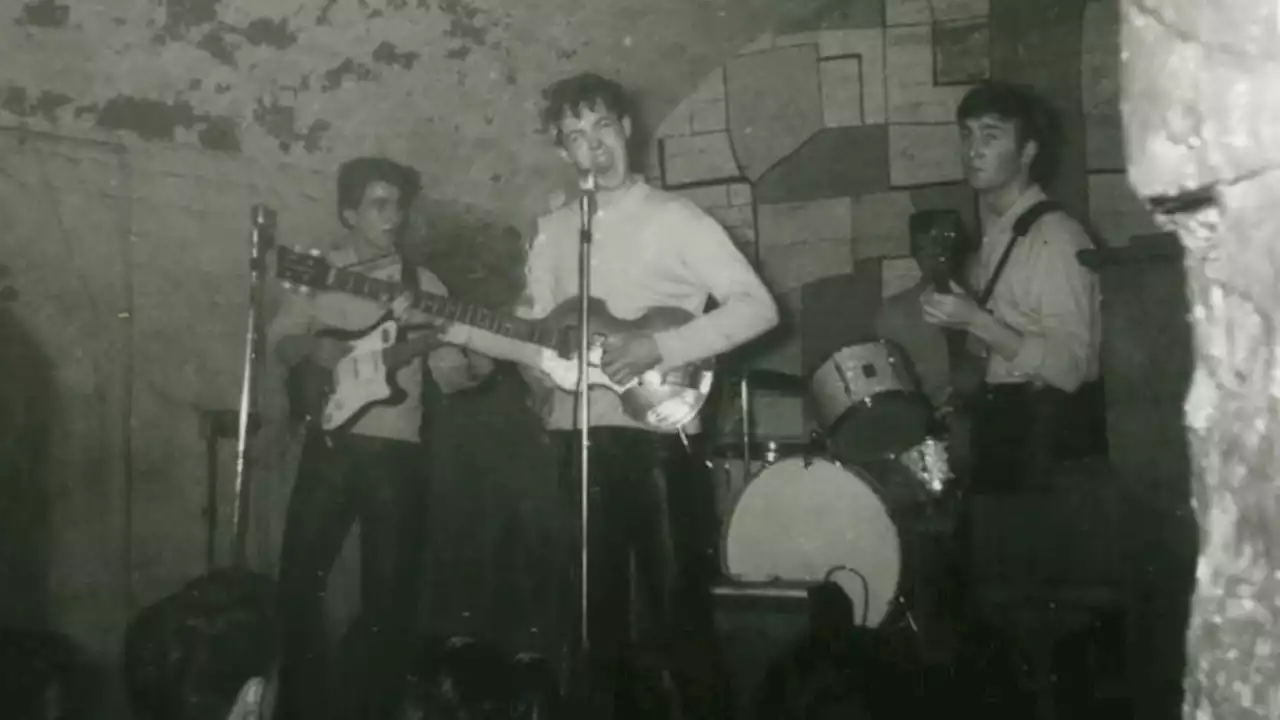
left=1121, top=0, right=1280, bottom=716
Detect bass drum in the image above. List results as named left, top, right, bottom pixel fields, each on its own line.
left=720, top=457, right=928, bottom=628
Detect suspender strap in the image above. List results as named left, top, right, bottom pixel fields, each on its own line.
left=977, top=200, right=1061, bottom=308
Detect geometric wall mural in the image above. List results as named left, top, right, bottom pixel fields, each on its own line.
left=647, top=0, right=1154, bottom=439
left=649, top=0, right=995, bottom=391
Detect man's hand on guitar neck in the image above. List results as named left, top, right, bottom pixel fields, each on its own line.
left=390, top=291, right=453, bottom=358
left=389, top=292, right=447, bottom=332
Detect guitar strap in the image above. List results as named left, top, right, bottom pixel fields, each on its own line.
left=977, top=199, right=1061, bottom=309
left=946, top=200, right=1061, bottom=412
left=962, top=200, right=1110, bottom=487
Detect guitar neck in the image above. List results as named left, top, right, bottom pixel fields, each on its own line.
left=323, top=267, right=554, bottom=366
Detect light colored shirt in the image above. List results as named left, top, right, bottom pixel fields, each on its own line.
left=969, top=185, right=1101, bottom=391
left=268, top=246, right=491, bottom=443
left=875, top=282, right=951, bottom=408
left=516, top=180, right=779, bottom=432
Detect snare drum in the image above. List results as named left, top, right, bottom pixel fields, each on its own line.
left=809, top=341, right=934, bottom=462
left=720, top=456, right=928, bottom=627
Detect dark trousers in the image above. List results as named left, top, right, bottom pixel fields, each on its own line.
left=550, top=428, right=726, bottom=720
left=968, top=380, right=1107, bottom=495
left=956, top=380, right=1108, bottom=615
left=274, top=431, right=425, bottom=720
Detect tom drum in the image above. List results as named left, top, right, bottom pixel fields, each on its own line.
left=809, top=341, right=934, bottom=462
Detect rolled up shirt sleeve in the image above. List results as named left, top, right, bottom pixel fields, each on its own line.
left=651, top=207, right=779, bottom=368
left=1005, top=218, right=1097, bottom=392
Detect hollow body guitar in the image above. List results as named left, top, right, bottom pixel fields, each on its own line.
left=276, top=246, right=716, bottom=433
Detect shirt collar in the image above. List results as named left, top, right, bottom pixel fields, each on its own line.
left=983, top=184, right=1048, bottom=242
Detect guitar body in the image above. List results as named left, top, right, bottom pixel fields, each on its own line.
left=286, top=315, right=407, bottom=433
left=531, top=297, right=717, bottom=430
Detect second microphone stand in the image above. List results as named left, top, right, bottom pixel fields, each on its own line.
left=576, top=175, right=597, bottom=655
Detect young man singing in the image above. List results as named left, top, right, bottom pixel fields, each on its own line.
left=516, top=73, right=779, bottom=718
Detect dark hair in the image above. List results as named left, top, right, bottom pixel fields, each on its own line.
left=123, top=569, right=276, bottom=720
left=336, top=156, right=422, bottom=229
left=956, top=81, right=1061, bottom=184
left=539, top=73, right=635, bottom=145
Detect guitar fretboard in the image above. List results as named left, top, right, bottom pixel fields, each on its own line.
left=325, top=266, right=557, bottom=350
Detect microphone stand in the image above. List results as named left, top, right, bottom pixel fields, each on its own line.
left=232, top=204, right=276, bottom=567
left=576, top=174, right=596, bottom=662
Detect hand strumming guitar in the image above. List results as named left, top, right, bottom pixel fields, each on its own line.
left=920, top=280, right=981, bottom=329
left=601, top=332, right=662, bottom=386
left=390, top=292, right=450, bottom=333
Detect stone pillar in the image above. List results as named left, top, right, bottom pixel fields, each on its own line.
left=1121, top=0, right=1280, bottom=717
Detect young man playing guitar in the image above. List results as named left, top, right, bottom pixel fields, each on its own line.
left=516, top=73, right=779, bottom=718
left=268, top=156, right=492, bottom=720
left=919, top=81, right=1105, bottom=495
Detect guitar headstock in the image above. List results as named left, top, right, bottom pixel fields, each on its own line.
left=276, top=246, right=333, bottom=295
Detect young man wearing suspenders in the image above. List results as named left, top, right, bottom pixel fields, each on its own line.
left=920, top=81, right=1106, bottom=495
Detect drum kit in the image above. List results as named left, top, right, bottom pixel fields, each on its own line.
left=710, top=339, right=958, bottom=635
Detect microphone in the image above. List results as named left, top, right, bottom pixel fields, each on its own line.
left=579, top=172, right=597, bottom=214
left=578, top=172, right=597, bottom=244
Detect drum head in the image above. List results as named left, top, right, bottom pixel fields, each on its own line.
left=722, top=458, right=902, bottom=626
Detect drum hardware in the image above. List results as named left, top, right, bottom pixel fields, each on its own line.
left=896, top=436, right=954, bottom=497
left=709, top=439, right=807, bottom=467
left=736, top=368, right=808, bottom=395
left=801, top=429, right=827, bottom=469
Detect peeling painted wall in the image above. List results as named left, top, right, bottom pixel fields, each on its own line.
left=1, top=0, right=827, bottom=220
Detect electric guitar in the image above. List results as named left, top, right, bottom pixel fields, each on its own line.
left=275, top=246, right=716, bottom=433
left=284, top=320, right=446, bottom=431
